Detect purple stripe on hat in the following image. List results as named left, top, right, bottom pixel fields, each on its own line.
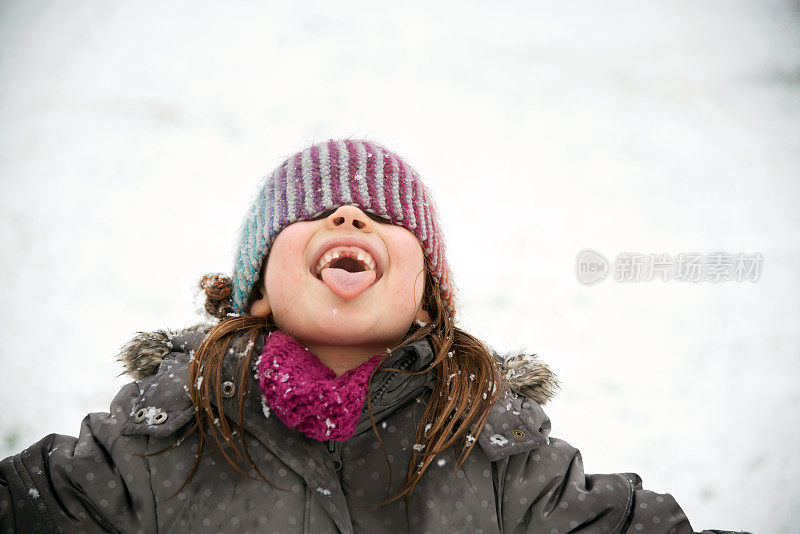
left=265, top=173, right=278, bottom=240
left=328, top=141, right=342, bottom=206
left=295, top=153, right=306, bottom=218
left=291, top=153, right=305, bottom=221
left=363, top=142, right=381, bottom=215
left=354, top=141, right=370, bottom=208
left=309, top=144, right=323, bottom=213
left=395, top=157, right=414, bottom=228
left=344, top=139, right=361, bottom=206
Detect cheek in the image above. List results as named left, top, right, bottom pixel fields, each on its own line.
left=386, top=235, right=427, bottom=310
left=264, top=227, right=312, bottom=306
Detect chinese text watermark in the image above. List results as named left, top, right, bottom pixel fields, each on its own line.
left=575, top=249, right=763, bottom=285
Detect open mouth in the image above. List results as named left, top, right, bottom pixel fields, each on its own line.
left=314, top=246, right=376, bottom=279
left=313, top=245, right=380, bottom=299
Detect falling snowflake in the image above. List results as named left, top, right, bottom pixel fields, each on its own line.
left=469, top=374, right=475, bottom=381
left=196, top=376, right=203, bottom=390
left=415, top=320, right=427, bottom=327
left=412, top=444, right=425, bottom=452
left=424, top=423, right=432, bottom=436
left=466, top=435, right=476, bottom=445
left=437, top=458, right=447, bottom=467
left=315, top=487, right=331, bottom=496
left=28, top=488, right=39, bottom=499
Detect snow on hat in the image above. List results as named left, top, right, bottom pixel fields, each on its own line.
left=230, top=138, right=455, bottom=316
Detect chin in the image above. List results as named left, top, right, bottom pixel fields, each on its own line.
left=303, top=315, right=410, bottom=349
left=318, top=318, right=392, bottom=345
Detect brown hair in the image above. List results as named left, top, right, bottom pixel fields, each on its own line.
left=179, top=262, right=507, bottom=505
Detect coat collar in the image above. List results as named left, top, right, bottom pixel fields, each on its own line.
left=119, top=323, right=559, bottom=461
left=240, top=331, right=436, bottom=435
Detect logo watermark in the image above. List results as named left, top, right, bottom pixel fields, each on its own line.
left=576, top=249, right=763, bottom=285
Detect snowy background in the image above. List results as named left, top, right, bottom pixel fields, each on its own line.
left=1, top=1, right=798, bottom=532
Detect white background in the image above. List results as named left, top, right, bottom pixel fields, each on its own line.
left=1, top=1, right=798, bottom=532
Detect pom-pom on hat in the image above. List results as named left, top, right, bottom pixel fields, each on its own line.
left=231, top=138, right=455, bottom=316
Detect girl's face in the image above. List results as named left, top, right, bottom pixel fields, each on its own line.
left=250, top=205, right=429, bottom=353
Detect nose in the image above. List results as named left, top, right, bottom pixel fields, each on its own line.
left=325, top=205, right=373, bottom=232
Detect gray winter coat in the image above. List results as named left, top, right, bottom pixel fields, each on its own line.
left=2, top=327, right=746, bottom=533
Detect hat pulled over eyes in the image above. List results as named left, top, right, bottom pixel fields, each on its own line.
left=230, top=138, right=455, bottom=316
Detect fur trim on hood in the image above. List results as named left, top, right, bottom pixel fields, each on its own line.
left=117, top=325, right=559, bottom=405
left=116, top=323, right=211, bottom=381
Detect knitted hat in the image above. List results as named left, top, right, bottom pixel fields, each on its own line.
left=231, top=138, right=455, bottom=316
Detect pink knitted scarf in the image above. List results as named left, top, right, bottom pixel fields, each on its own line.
left=256, top=331, right=385, bottom=442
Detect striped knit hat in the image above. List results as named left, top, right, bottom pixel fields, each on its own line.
left=231, top=139, right=455, bottom=316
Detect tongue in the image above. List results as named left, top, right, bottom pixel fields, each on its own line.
left=320, top=268, right=377, bottom=299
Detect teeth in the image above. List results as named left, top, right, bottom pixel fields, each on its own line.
left=315, top=246, right=376, bottom=275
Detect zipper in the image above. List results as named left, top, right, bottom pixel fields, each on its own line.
left=326, top=439, right=343, bottom=473
left=322, top=352, right=418, bottom=475
left=370, top=356, right=414, bottom=405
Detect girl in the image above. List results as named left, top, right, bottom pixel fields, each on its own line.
left=1, top=139, right=743, bottom=533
